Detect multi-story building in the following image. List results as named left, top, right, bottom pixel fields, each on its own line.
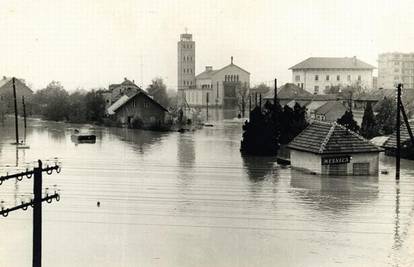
left=176, top=33, right=250, bottom=108
left=289, top=57, right=375, bottom=94
left=177, top=33, right=195, bottom=106
left=378, top=52, right=414, bottom=89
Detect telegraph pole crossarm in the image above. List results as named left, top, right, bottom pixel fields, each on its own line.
left=0, top=164, right=61, bottom=185
left=0, top=193, right=60, bottom=217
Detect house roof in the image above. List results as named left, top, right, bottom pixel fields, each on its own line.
left=383, top=120, right=414, bottom=149
left=107, top=95, right=130, bottom=115
left=263, top=83, right=313, bottom=100
left=314, top=101, right=347, bottom=115
left=0, top=77, right=33, bottom=93
left=113, top=92, right=168, bottom=113
left=195, top=62, right=250, bottom=79
left=288, top=121, right=382, bottom=154
left=289, top=57, right=375, bottom=70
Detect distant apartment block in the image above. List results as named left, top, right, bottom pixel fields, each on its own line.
left=378, top=52, right=414, bottom=89
left=289, top=57, right=375, bottom=94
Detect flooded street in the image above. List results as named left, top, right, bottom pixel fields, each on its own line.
left=1, top=117, right=414, bottom=267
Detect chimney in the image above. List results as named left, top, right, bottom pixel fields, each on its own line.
left=231, top=56, right=233, bottom=64
left=3, top=76, right=6, bottom=80
left=352, top=56, right=357, bottom=65
left=124, top=77, right=127, bottom=81
left=205, top=66, right=213, bottom=72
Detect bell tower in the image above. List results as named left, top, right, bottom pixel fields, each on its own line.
left=177, top=31, right=195, bottom=107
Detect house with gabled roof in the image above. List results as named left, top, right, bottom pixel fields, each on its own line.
left=383, top=120, right=414, bottom=159
left=0, top=76, right=33, bottom=114
left=289, top=57, right=375, bottom=94
left=312, top=101, right=347, bottom=122
left=102, top=78, right=144, bottom=110
left=110, top=91, right=170, bottom=130
left=288, top=121, right=382, bottom=175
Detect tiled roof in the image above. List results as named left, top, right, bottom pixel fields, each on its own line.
left=314, top=101, right=347, bottom=115
left=383, top=120, right=414, bottom=149
left=263, top=83, right=313, bottom=100
left=289, top=57, right=375, bottom=70
left=114, top=92, right=168, bottom=113
left=288, top=121, right=382, bottom=154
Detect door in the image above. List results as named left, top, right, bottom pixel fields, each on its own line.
left=353, top=163, right=370, bottom=176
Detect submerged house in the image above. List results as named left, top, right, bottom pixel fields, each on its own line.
left=288, top=121, right=382, bottom=176
left=109, top=92, right=169, bottom=130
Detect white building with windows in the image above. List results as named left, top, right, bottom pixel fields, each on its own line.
left=289, top=57, right=375, bottom=94
left=184, top=57, right=250, bottom=108
left=378, top=52, right=414, bottom=89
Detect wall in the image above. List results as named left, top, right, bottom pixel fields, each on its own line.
left=291, top=150, right=379, bottom=175
left=211, top=65, right=250, bottom=107
left=292, top=69, right=373, bottom=94
left=116, top=94, right=166, bottom=129
left=290, top=150, right=322, bottom=174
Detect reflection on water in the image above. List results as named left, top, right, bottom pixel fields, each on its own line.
left=290, top=169, right=379, bottom=213
left=242, top=155, right=276, bottom=182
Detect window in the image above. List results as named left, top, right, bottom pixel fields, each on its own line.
left=326, top=75, right=330, bottom=81
left=347, top=75, right=351, bottom=81
left=358, top=75, right=361, bottom=81
left=394, top=76, right=399, bottom=80
left=395, top=68, right=400, bottom=73
left=337, top=75, right=340, bottom=81
left=394, top=61, right=400, bottom=65
left=295, top=75, right=300, bottom=82
left=315, top=75, right=319, bottom=81
left=325, top=85, right=330, bottom=91
left=314, top=86, right=319, bottom=94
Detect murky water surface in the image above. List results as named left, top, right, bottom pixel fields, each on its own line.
left=0, top=116, right=414, bottom=267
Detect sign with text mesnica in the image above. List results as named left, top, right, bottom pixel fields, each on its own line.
left=321, top=156, right=351, bottom=165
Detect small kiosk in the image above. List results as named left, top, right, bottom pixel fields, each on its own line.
left=288, top=121, right=382, bottom=176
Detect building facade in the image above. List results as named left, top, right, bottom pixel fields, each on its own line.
left=290, top=57, right=375, bottom=94
left=378, top=52, right=414, bottom=89
left=185, top=57, right=250, bottom=108
left=177, top=33, right=195, bottom=107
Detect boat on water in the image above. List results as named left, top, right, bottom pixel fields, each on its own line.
left=71, top=129, right=96, bottom=144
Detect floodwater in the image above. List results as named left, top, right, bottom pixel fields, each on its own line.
left=0, top=115, right=414, bottom=267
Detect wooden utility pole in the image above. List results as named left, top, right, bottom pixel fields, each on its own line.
left=22, top=96, right=27, bottom=129
left=33, top=160, right=43, bottom=267
left=396, top=84, right=401, bottom=181
left=12, top=77, right=19, bottom=144
left=274, top=78, right=277, bottom=103
left=248, top=94, right=251, bottom=120
left=206, top=92, right=209, bottom=122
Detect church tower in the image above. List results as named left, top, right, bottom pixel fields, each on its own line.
left=177, top=32, right=195, bottom=107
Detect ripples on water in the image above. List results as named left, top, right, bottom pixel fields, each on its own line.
left=0, top=115, right=414, bottom=267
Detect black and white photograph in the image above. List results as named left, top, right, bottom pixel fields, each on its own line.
left=0, top=1, right=414, bottom=266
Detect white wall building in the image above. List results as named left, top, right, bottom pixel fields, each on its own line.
left=378, top=52, right=414, bottom=89
left=185, top=57, right=250, bottom=108
left=289, top=57, right=375, bottom=94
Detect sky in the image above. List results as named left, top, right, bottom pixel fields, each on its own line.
left=0, top=0, right=413, bottom=91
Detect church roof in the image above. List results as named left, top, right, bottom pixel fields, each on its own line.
left=195, top=62, right=250, bottom=79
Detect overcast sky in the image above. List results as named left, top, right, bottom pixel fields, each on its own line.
left=0, top=0, right=413, bottom=91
